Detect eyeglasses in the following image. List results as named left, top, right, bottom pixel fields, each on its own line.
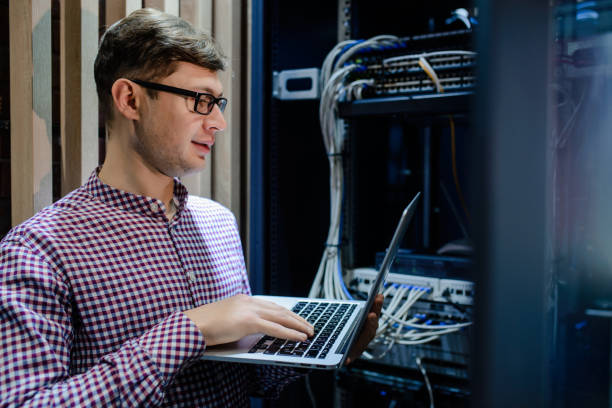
left=131, top=79, right=228, bottom=115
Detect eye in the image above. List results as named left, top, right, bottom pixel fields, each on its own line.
left=197, top=94, right=215, bottom=112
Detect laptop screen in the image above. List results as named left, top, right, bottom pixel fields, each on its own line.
left=365, top=192, right=421, bottom=304
left=337, top=192, right=421, bottom=361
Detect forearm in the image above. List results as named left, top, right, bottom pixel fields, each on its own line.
left=2, top=312, right=205, bottom=408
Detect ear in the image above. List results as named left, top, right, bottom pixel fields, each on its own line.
left=110, top=78, right=142, bottom=121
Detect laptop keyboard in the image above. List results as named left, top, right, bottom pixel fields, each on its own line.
left=248, top=302, right=357, bottom=359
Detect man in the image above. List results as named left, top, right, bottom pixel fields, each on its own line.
left=0, top=8, right=382, bottom=407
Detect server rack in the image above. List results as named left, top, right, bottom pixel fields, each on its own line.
left=250, top=1, right=478, bottom=407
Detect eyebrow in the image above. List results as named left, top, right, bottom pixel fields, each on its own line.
left=195, top=87, right=223, bottom=98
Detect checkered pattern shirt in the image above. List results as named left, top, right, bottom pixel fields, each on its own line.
left=0, top=170, right=303, bottom=407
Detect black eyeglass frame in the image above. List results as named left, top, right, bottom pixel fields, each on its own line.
left=131, top=79, right=228, bottom=115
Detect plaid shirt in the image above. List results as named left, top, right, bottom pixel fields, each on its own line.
left=0, top=170, right=302, bottom=407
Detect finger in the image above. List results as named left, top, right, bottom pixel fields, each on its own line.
left=283, top=310, right=313, bottom=331
left=252, top=299, right=314, bottom=330
left=358, top=313, right=378, bottom=346
left=347, top=313, right=379, bottom=364
left=256, top=318, right=309, bottom=342
left=371, top=294, right=384, bottom=316
left=255, top=302, right=314, bottom=334
left=259, top=309, right=314, bottom=337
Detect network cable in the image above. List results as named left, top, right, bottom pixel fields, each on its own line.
left=309, top=34, right=399, bottom=301
left=309, top=34, right=474, bottom=360
left=416, top=356, right=435, bottom=408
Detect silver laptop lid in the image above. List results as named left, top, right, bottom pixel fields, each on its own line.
left=368, top=191, right=421, bottom=301
left=338, top=192, right=421, bottom=364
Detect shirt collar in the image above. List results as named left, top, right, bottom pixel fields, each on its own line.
left=84, top=167, right=189, bottom=220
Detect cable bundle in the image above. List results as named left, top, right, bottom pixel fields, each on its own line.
left=308, top=35, right=473, bottom=360
left=309, top=35, right=399, bottom=300
left=364, top=284, right=471, bottom=359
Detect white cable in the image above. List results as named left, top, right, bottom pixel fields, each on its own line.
left=377, top=288, right=422, bottom=334
left=311, top=36, right=473, bottom=359
left=312, top=36, right=400, bottom=300
left=380, top=308, right=472, bottom=329
left=396, top=327, right=460, bottom=340
left=454, top=8, right=472, bottom=30
left=368, top=337, right=397, bottom=359
left=379, top=289, right=426, bottom=326
left=346, top=79, right=374, bottom=101
left=333, top=35, right=398, bottom=72
left=402, top=320, right=472, bottom=330
left=396, top=336, right=441, bottom=346
left=416, top=357, right=435, bottom=408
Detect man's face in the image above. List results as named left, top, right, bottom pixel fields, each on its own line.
left=132, top=61, right=226, bottom=178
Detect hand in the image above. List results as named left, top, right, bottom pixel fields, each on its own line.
left=345, top=294, right=383, bottom=365
left=183, top=294, right=314, bottom=346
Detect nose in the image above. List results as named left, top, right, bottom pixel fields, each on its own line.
left=204, top=104, right=227, bottom=133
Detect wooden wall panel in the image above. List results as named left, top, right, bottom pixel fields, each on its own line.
left=9, top=0, right=53, bottom=225
left=179, top=0, right=212, bottom=33
left=143, top=0, right=163, bottom=11
left=213, top=0, right=243, bottom=224
left=60, top=0, right=99, bottom=195
left=244, top=0, right=252, bottom=265
left=105, top=0, right=141, bottom=26
left=179, top=0, right=213, bottom=199
left=7, top=0, right=247, bottom=228
left=164, top=0, right=178, bottom=16
left=125, top=0, right=142, bottom=15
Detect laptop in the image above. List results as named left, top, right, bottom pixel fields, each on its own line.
left=200, top=192, right=421, bottom=369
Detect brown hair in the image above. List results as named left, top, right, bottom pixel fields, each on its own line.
left=94, top=8, right=226, bottom=122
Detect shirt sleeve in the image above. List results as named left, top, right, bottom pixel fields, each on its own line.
left=0, top=237, right=206, bottom=407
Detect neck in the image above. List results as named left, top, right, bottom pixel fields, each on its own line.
left=99, top=131, right=174, bottom=208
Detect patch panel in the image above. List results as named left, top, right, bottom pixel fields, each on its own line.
left=343, top=29, right=475, bottom=99
left=378, top=74, right=475, bottom=95
left=355, top=56, right=476, bottom=77
left=351, top=267, right=475, bottom=305
left=351, top=270, right=473, bottom=379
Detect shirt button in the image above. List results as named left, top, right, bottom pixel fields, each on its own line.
left=187, top=271, right=196, bottom=283
left=150, top=202, right=159, bottom=212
